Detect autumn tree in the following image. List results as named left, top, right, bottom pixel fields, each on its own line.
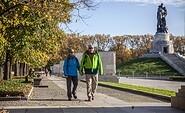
left=92, top=34, right=111, bottom=51
left=0, top=0, right=97, bottom=80
left=58, top=33, right=87, bottom=60
left=109, top=36, right=132, bottom=64
left=172, top=35, right=185, bottom=56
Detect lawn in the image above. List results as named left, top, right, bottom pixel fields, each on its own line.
left=0, top=77, right=33, bottom=97
left=99, top=81, right=176, bottom=97
left=116, top=58, right=181, bottom=76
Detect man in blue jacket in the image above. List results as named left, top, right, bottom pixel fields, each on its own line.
left=63, top=49, right=80, bottom=101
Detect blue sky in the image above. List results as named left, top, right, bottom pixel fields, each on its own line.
left=61, top=0, right=185, bottom=36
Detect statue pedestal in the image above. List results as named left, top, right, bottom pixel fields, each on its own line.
left=150, top=32, right=174, bottom=54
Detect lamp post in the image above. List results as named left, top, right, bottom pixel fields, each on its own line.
left=184, top=10, right=185, bottom=37
left=117, top=69, right=121, bottom=79
left=132, top=71, right=135, bottom=78
left=144, top=72, right=148, bottom=79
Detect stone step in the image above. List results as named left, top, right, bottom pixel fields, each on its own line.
left=176, top=93, right=185, bottom=98
left=166, top=54, right=177, bottom=56
left=162, top=54, right=185, bottom=76
left=168, top=57, right=182, bottom=60
left=176, top=86, right=185, bottom=98
left=166, top=56, right=177, bottom=58
left=171, top=96, right=185, bottom=110
left=173, top=58, right=183, bottom=61
left=168, top=60, right=184, bottom=64
left=177, top=67, right=185, bottom=70
left=176, top=66, right=185, bottom=70
left=173, top=61, right=184, bottom=63
left=173, top=65, right=185, bottom=68
left=181, top=85, right=185, bottom=90
left=176, top=63, right=185, bottom=66
left=168, top=57, right=180, bottom=59
left=178, top=89, right=185, bottom=94
left=171, top=96, right=178, bottom=107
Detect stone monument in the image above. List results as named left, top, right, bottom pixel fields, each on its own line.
left=150, top=3, right=174, bottom=54
left=51, top=51, right=119, bottom=82
left=76, top=51, right=119, bottom=83
left=75, top=51, right=116, bottom=76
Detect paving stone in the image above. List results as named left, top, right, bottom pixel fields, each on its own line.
left=1, top=76, right=184, bottom=113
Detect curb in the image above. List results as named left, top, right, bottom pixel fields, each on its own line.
left=98, top=83, right=171, bottom=102
left=27, top=86, right=34, bottom=100
left=80, top=80, right=171, bottom=102
left=33, top=85, right=48, bottom=88
left=0, top=86, right=34, bottom=101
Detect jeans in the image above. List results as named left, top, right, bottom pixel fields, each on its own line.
left=66, top=76, right=78, bottom=99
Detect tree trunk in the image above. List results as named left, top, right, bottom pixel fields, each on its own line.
left=23, top=63, right=27, bottom=76
left=14, top=60, right=19, bottom=76
left=3, top=50, right=10, bottom=80
left=20, top=63, right=24, bottom=76
left=26, top=64, right=29, bottom=76
left=23, top=63, right=25, bottom=76
left=0, top=56, right=3, bottom=81
left=9, top=58, right=12, bottom=79
left=25, top=64, right=29, bottom=82
left=0, top=66, right=3, bottom=81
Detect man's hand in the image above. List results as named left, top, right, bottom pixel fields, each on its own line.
left=62, top=75, right=68, bottom=78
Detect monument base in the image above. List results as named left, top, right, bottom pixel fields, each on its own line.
left=141, top=53, right=160, bottom=58
left=150, top=32, right=174, bottom=54
left=78, top=75, right=120, bottom=83
left=99, top=75, right=119, bottom=83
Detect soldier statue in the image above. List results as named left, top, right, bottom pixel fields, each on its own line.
left=157, top=3, right=168, bottom=33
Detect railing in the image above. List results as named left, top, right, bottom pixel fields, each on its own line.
left=116, top=69, right=179, bottom=80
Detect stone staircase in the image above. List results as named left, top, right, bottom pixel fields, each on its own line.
left=171, top=85, right=185, bottom=110
left=160, top=53, right=185, bottom=76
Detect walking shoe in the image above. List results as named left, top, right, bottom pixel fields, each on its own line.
left=92, top=96, right=94, bottom=100
left=85, top=97, right=91, bottom=102
left=73, top=95, right=77, bottom=99
left=72, top=93, right=77, bottom=99
left=68, top=98, right=72, bottom=101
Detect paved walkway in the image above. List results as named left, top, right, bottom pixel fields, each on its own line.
left=1, top=76, right=184, bottom=113
left=119, top=77, right=185, bottom=92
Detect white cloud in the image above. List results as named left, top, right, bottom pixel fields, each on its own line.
left=99, top=0, right=185, bottom=7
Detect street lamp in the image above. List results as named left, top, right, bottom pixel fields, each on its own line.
left=184, top=11, right=185, bottom=37
left=117, top=69, right=121, bottom=79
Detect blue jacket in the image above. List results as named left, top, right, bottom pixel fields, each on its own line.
left=63, top=56, right=80, bottom=76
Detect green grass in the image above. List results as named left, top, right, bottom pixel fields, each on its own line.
left=0, top=77, right=33, bottom=97
left=169, top=76, right=185, bottom=78
left=117, top=58, right=181, bottom=76
left=99, top=81, right=176, bottom=97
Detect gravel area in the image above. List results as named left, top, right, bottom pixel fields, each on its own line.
left=30, top=79, right=65, bottom=100
left=0, top=78, right=86, bottom=107
left=78, top=82, right=166, bottom=103
left=0, top=77, right=167, bottom=106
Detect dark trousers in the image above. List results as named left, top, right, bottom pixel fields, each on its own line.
left=66, top=76, right=78, bottom=99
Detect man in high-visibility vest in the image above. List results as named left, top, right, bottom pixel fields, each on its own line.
left=79, top=45, right=103, bottom=101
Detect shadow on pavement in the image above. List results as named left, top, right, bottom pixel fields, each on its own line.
left=4, top=106, right=185, bottom=113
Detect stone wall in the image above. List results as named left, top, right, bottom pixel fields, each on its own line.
left=171, top=85, right=185, bottom=110
left=51, top=64, right=60, bottom=74
left=51, top=51, right=116, bottom=75
left=75, top=51, right=116, bottom=75
left=59, top=61, right=64, bottom=75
